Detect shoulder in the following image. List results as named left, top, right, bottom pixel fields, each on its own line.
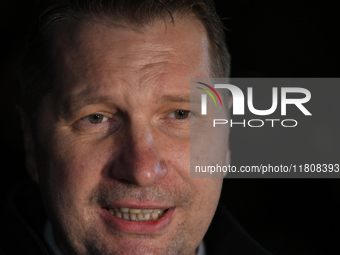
left=0, top=181, right=50, bottom=255
left=204, top=203, right=271, bottom=255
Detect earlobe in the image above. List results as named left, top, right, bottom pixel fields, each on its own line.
left=19, top=109, right=39, bottom=183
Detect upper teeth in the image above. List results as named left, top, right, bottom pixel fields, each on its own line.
left=107, top=207, right=165, bottom=221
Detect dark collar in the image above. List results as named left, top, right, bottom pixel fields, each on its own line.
left=204, top=203, right=271, bottom=255
left=0, top=181, right=49, bottom=255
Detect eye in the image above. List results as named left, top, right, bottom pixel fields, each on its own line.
left=168, top=110, right=191, bottom=120
left=82, top=114, right=109, bottom=124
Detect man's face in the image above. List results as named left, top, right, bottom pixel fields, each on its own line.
left=29, top=18, right=229, bottom=255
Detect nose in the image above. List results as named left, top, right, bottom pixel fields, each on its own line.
left=109, top=125, right=168, bottom=187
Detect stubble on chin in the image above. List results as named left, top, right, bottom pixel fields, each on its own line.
left=57, top=182, right=198, bottom=255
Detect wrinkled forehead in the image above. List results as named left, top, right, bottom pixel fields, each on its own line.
left=52, top=18, right=209, bottom=70
left=49, top=17, right=211, bottom=97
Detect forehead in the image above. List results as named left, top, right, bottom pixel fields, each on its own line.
left=50, top=18, right=210, bottom=105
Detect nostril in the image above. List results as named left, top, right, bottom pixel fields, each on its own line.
left=155, top=163, right=167, bottom=175
left=118, top=179, right=131, bottom=185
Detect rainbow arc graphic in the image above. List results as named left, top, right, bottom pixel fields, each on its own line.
left=196, top=82, right=223, bottom=106
left=196, top=82, right=222, bottom=115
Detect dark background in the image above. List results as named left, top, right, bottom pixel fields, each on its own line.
left=0, top=0, right=339, bottom=254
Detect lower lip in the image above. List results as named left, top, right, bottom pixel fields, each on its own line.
left=100, top=208, right=175, bottom=234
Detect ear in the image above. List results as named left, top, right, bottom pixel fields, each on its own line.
left=18, top=108, right=39, bottom=183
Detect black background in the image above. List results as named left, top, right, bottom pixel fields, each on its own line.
left=0, top=0, right=339, bottom=254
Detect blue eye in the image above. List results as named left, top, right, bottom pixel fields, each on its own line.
left=82, top=114, right=109, bottom=124
left=168, top=110, right=190, bottom=119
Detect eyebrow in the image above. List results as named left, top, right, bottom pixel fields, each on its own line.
left=59, top=94, right=114, bottom=119
left=65, top=93, right=200, bottom=108
left=59, top=92, right=201, bottom=120
left=160, top=94, right=201, bottom=103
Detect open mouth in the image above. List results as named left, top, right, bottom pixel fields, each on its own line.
left=105, top=207, right=170, bottom=221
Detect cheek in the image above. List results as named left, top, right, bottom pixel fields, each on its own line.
left=160, top=134, right=223, bottom=207
left=163, top=137, right=191, bottom=180
left=184, top=178, right=223, bottom=247
left=196, top=178, right=222, bottom=233
left=38, top=132, right=116, bottom=202
left=194, top=178, right=222, bottom=210
left=190, top=122, right=230, bottom=178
